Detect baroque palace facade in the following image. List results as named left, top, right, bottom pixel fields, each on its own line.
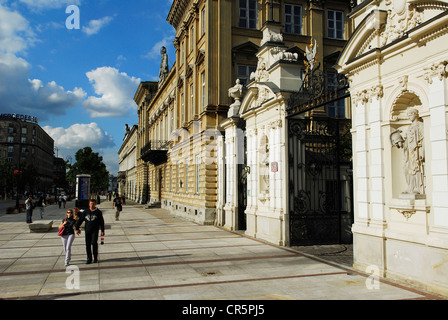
left=134, top=0, right=354, bottom=225
left=129, top=0, right=448, bottom=297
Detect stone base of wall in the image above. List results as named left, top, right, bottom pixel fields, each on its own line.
left=161, top=199, right=216, bottom=225
left=353, top=228, right=448, bottom=297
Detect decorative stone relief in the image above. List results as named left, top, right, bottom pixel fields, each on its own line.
left=250, top=58, right=269, bottom=82
left=398, top=75, right=408, bottom=92
left=351, top=85, right=383, bottom=106
left=270, top=47, right=299, bottom=63
left=258, top=136, right=270, bottom=202
left=227, top=79, right=244, bottom=117
left=261, top=28, right=283, bottom=46
left=423, top=61, right=448, bottom=84
left=380, top=1, right=423, bottom=47
left=390, top=108, right=425, bottom=195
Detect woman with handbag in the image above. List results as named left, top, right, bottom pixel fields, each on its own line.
left=59, top=209, right=77, bottom=266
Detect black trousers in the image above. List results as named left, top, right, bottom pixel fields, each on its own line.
left=85, top=231, right=99, bottom=261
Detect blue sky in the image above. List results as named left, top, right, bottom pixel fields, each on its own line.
left=0, top=0, right=176, bottom=175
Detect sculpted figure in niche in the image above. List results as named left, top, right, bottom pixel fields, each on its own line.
left=390, top=108, right=425, bottom=194
left=261, top=143, right=270, bottom=191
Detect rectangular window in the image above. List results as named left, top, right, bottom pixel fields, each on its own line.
left=327, top=73, right=346, bottom=118
left=181, top=92, right=185, bottom=124
left=190, top=83, right=195, bottom=118
left=8, top=136, right=14, bottom=143
left=21, top=137, right=27, bottom=143
left=22, top=126, right=27, bottom=134
left=8, top=146, right=14, bottom=153
left=165, top=114, right=168, bottom=142
left=8, top=126, right=14, bottom=134
left=328, top=9, right=344, bottom=40
left=201, top=71, right=206, bottom=109
left=284, top=4, right=302, bottom=34
left=237, top=64, right=257, bottom=85
left=201, top=7, right=206, bottom=35
left=239, top=0, right=257, bottom=29
left=190, top=26, right=194, bottom=53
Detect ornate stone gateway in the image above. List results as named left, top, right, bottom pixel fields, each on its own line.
left=287, top=41, right=352, bottom=246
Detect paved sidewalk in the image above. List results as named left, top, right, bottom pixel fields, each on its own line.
left=0, top=198, right=444, bottom=301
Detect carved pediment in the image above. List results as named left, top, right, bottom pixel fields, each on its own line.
left=337, top=0, right=448, bottom=72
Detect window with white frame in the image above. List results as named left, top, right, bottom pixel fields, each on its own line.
left=327, top=9, right=344, bottom=40
left=284, top=4, right=302, bottom=34
left=239, top=0, right=257, bottom=29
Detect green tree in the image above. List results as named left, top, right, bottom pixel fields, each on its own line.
left=66, top=147, right=110, bottom=193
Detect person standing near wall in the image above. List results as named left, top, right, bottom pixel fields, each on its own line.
left=25, top=195, right=33, bottom=224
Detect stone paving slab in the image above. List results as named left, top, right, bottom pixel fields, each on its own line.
left=0, top=198, right=445, bottom=303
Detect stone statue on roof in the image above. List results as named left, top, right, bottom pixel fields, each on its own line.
left=158, top=46, right=169, bottom=88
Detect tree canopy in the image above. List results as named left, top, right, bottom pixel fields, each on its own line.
left=66, top=147, right=110, bottom=192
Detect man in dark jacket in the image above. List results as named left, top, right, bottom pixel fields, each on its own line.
left=75, top=199, right=105, bottom=264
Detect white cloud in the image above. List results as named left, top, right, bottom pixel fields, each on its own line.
left=142, top=32, right=175, bottom=60
left=82, top=16, right=113, bottom=36
left=43, top=122, right=115, bottom=151
left=0, top=3, right=86, bottom=120
left=0, top=4, right=36, bottom=54
left=82, top=66, right=141, bottom=118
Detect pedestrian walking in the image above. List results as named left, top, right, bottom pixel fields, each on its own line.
left=25, top=195, right=34, bottom=224
left=75, top=199, right=105, bottom=264
left=112, top=194, right=123, bottom=221
left=73, top=207, right=81, bottom=221
left=58, top=194, right=63, bottom=208
left=36, top=193, right=46, bottom=219
left=59, top=209, right=77, bottom=266
left=63, top=194, right=67, bottom=208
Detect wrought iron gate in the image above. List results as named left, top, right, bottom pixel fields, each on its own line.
left=286, top=41, right=353, bottom=246
left=288, top=118, right=352, bottom=245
